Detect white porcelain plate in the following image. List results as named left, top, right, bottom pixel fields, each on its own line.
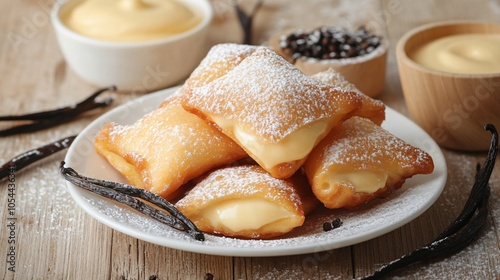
left=64, top=86, right=447, bottom=257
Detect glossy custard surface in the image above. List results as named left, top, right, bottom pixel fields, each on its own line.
left=410, top=34, right=500, bottom=74
left=62, top=0, right=202, bottom=42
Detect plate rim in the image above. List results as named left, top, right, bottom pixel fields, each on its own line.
left=64, top=86, right=447, bottom=257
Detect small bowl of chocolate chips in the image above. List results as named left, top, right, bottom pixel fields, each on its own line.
left=269, top=26, right=388, bottom=97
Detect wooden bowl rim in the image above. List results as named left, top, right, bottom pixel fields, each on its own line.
left=396, top=20, right=500, bottom=78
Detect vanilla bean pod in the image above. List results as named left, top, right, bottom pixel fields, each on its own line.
left=234, top=0, right=263, bottom=44
left=72, top=170, right=204, bottom=241
left=0, top=86, right=115, bottom=136
left=0, top=135, right=76, bottom=180
left=435, top=124, right=497, bottom=239
left=60, top=163, right=185, bottom=232
left=362, top=186, right=490, bottom=279
left=360, top=124, right=497, bottom=279
left=60, top=162, right=205, bottom=241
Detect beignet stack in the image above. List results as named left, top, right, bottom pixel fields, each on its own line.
left=94, top=43, right=435, bottom=239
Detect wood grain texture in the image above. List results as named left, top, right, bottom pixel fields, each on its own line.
left=0, top=0, right=499, bottom=279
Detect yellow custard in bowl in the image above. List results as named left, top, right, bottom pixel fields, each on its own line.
left=409, top=33, right=500, bottom=74
left=62, top=0, right=202, bottom=42
left=51, top=0, right=213, bottom=91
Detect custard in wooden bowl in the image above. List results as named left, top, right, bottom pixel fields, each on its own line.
left=397, top=21, right=500, bottom=151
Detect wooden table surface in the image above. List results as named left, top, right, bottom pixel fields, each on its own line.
left=1, top=0, right=499, bottom=279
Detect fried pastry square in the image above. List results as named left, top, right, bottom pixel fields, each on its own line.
left=94, top=95, right=247, bottom=200
left=180, top=43, right=258, bottom=95
left=175, top=165, right=314, bottom=239
left=304, top=117, right=434, bottom=209
left=311, top=68, right=386, bottom=125
left=182, top=47, right=362, bottom=179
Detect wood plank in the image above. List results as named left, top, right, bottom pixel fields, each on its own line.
left=234, top=248, right=353, bottom=280
left=107, top=233, right=232, bottom=279
left=0, top=160, right=114, bottom=279
left=134, top=241, right=233, bottom=280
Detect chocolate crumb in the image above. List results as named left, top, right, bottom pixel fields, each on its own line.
left=323, top=222, right=333, bottom=232
left=332, top=218, right=343, bottom=229
left=323, top=218, right=343, bottom=232
left=204, top=273, right=214, bottom=280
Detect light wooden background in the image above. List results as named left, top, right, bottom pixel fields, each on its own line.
left=0, top=0, right=499, bottom=279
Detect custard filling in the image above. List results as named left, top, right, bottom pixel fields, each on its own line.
left=327, top=171, right=388, bottom=193
left=211, top=115, right=330, bottom=169
left=202, top=199, right=294, bottom=232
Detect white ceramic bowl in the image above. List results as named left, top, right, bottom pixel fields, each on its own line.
left=51, top=0, right=213, bottom=91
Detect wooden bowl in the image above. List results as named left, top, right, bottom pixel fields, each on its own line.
left=268, top=30, right=388, bottom=98
left=396, top=21, right=500, bottom=151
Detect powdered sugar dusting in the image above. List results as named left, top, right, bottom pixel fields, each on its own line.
left=312, top=68, right=383, bottom=108
left=312, top=69, right=364, bottom=95
left=183, top=43, right=258, bottom=89
left=311, top=68, right=386, bottom=124
left=319, top=117, right=433, bottom=172
left=185, top=46, right=361, bottom=142
left=97, top=100, right=245, bottom=196
left=18, top=162, right=76, bottom=237
left=176, top=165, right=302, bottom=211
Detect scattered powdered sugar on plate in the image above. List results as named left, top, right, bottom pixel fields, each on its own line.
left=64, top=86, right=447, bottom=257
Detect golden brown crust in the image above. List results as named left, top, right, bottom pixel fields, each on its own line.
left=311, top=68, right=386, bottom=125
left=94, top=101, right=247, bottom=200
left=288, top=169, right=319, bottom=215
left=179, top=43, right=258, bottom=96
